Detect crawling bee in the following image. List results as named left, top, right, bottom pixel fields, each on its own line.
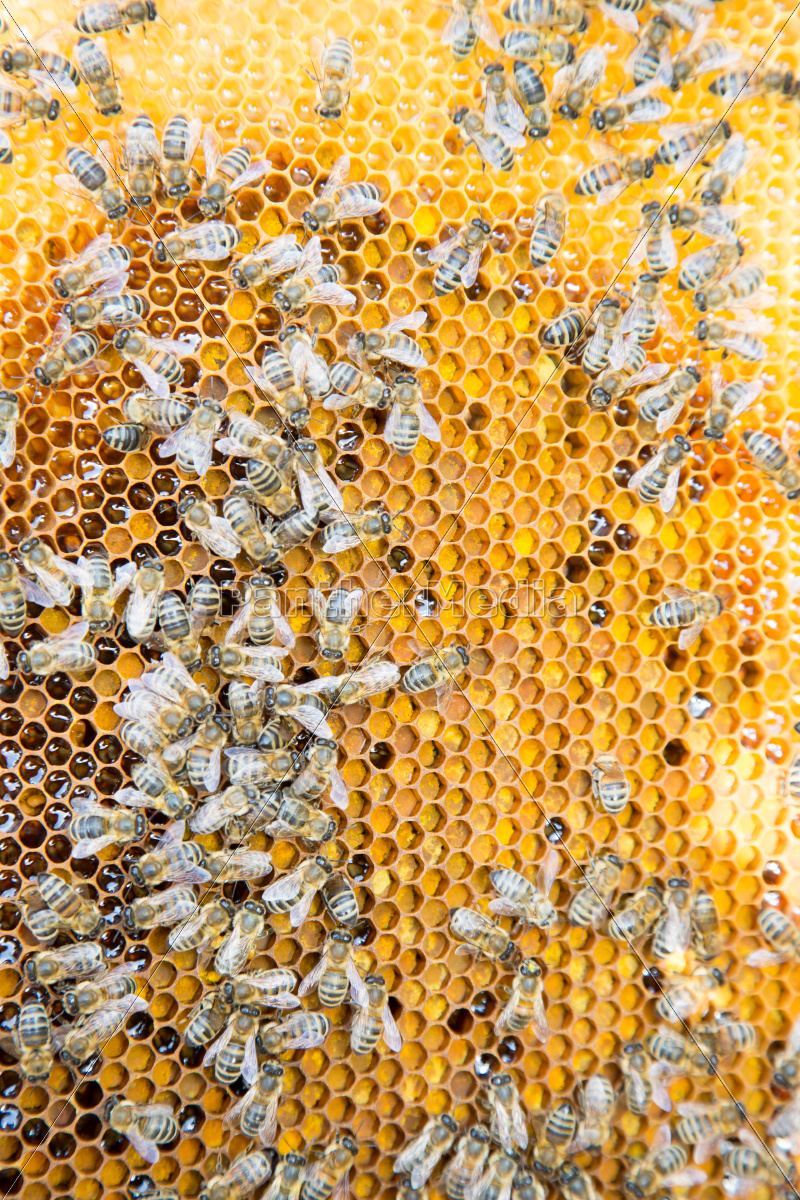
left=651, top=876, right=691, bottom=965
left=468, top=1150, right=520, bottom=1200
left=307, top=586, right=363, bottom=661
left=383, top=375, right=440, bottom=456
left=225, top=1061, right=284, bottom=1147
left=590, top=754, right=631, bottom=814
left=581, top=298, right=625, bottom=376
left=122, top=558, right=165, bottom=643
left=68, top=795, right=147, bottom=858
left=451, top=107, right=515, bottom=172
left=654, top=117, right=731, bottom=172
left=575, top=148, right=654, bottom=206
left=63, top=283, right=147, bottom=331
left=26, top=941, right=104, bottom=986
left=647, top=585, right=723, bottom=649
left=17, top=620, right=98, bottom=677
left=628, top=435, right=694, bottom=514
left=350, top=973, right=402, bottom=1054
left=449, top=907, right=516, bottom=963
left=199, top=1150, right=274, bottom=1200
left=608, top=884, right=663, bottom=941
left=590, top=78, right=671, bottom=132
left=230, top=234, right=302, bottom=291
left=216, top=408, right=297, bottom=511
left=302, top=152, right=383, bottom=232
left=0, top=76, right=59, bottom=132
left=695, top=1013, right=757, bottom=1059
left=568, top=852, right=623, bottom=928
left=299, top=929, right=369, bottom=1008
left=105, top=1100, right=178, bottom=1166
left=496, top=958, right=548, bottom=1041
left=558, top=1165, right=598, bottom=1200
left=261, top=857, right=335, bottom=927
left=619, top=1042, right=653, bottom=1115
left=443, top=1127, right=492, bottom=1200
left=671, top=22, right=740, bottom=90
left=655, top=964, right=726, bottom=1023
left=530, top=1099, right=573, bottom=1175
left=123, top=884, right=199, bottom=934
left=482, top=63, right=528, bottom=150
left=177, top=495, right=242, bottom=559
left=429, top=218, right=494, bottom=296
left=155, top=221, right=242, bottom=264
left=697, top=130, right=750, bottom=204
left=529, top=192, right=567, bottom=269
left=278, top=323, right=332, bottom=398
left=204, top=1006, right=260, bottom=1086
left=318, top=505, right=393, bottom=554
left=74, top=0, right=158, bottom=33
left=636, top=363, right=701, bottom=433
left=19, top=537, right=83, bottom=607
left=103, top=390, right=194, bottom=456
left=160, top=112, right=203, bottom=199
left=115, top=329, right=199, bottom=399
left=199, top=128, right=269, bottom=216
left=400, top=640, right=470, bottom=713
left=9, top=1004, right=53, bottom=1083
left=703, top=368, right=762, bottom=441
left=679, top=242, right=742, bottom=294
left=222, top=968, right=300, bottom=1011
left=393, top=1116, right=459, bottom=1189
left=571, top=1076, right=615, bottom=1153
left=130, top=820, right=210, bottom=887
left=55, top=143, right=129, bottom=221
left=123, top=112, right=159, bottom=207
left=205, top=848, right=274, bottom=886
left=186, top=715, right=231, bottom=792
left=223, top=746, right=299, bottom=790
left=214, top=900, right=268, bottom=977
left=694, top=315, right=770, bottom=362
left=620, top=273, right=680, bottom=346
left=209, top=643, right=287, bottom=685
left=284, top=737, right=349, bottom=810
left=33, top=317, right=99, bottom=388
left=347, top=311, right=427, bottom=372
left=158, top=399, right=226, bottom=478
left=442, top=0, right=499, bottom=60
left=514, top=61, right=551, bottom=139
left=52, top=232, right=130, bottom=300
left=501, top=28, right=575, bottom=65
left=742, top=429, right=800, bottom=500
left=645, top=1027, right=717, bottom=1108
left=624, top=1126, right=706, bottom=1196
left=259, top=1011, right=331, bottom=1055
left=503, top=0, right=586, bottom=34
left=489, top=848, right=559, bottom=929
left=631, top=201, right=678, bottom=277
left=54, top=995, right=149, bottom=1067
left=189, top=784, right=254, bottom=834
left=668, top=199, right=742, bottom=245
left=62, top=961, right=141, bottom=1018
left=27, top=872, right=102, bottom=939
left=0, top=554, right=27, bottom=636
left=485, top=1073, right=529, bottom=1155
left=0, top=390, right=18, bottom=471
left=626, top=15, right=674, bottom=86
left=747, top=906, right=800, bottom=968
left=75, top=554, right=136, bottom=633
left=551, top=46, right=607, bottom=120
left=310, top=35, right=359, bottom=120
left=692, top=261, right=767, bottom=314
left=273, top=234, right=356, bottom=315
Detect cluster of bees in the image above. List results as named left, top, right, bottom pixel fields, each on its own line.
left=0, top=0, right=797, bottom=1195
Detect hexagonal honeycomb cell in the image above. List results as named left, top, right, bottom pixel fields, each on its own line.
left=0, top=0, right=799, bottom=1197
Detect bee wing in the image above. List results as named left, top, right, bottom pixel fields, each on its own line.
left=469, top=128, right=510, bottom=172
left=298, top=463, right=344, bottom=517
left=350, top=660, right=401, bottom=697
left=203, top=1021, right=235, bottom=1065
left=0, top=420, right=16, bottom=470
left=197, top=514, right=242, bottom=558
left=166, top=907, right=208, bottom=950
left=134, top=358, right=170, bottom=399
left=19, top=576, right=60, bottom=607
left=495, top=988, right=520, bottom=1033
left=662, top=896, right=692, bottom=954
left=428, top=230, right=463, bottom=265
left=125, top=1126, right=160, bottom=1165
left=272, top=602, right=295, bottom=649
left=628, top=97, right=671, bottom=124
left=242, top=1030, right=259, bottom=1086
left=487, top=897, right=523, bottom=917
left=538, top=846, right=560, bottom=895
left=436, top=677, right=456, bottom=715
left=600, top=0, right=640, bottom=31
left=490, top=1094, right=515, bottom=1153
left=596, top=178, right=632, bottom=207
left=480, top=10, right=500, bottom=49
left=203, top=744, right=223, bottom=793
left=298, top=952, right=330, bottom=997
left=669, top=1169, right=708, bottom=1189
left=627, top=1064, right=650, bottom=1110
left=329, top=766, right=349, bottom=811
left=320, top=152, right=351, bottom=200
left=658, top=464, right=683, bottom=514
left=231, top=160, right=270, bottom=191
left=257, top=1089, right=280, bottom=1147
left=293, top=234, right=324, bottom=282
left=289, top=886, right=320, bottom=928
left=410, top=1144, right=449, bottom=1190
left=223, top=1080, right=256, bottom=1126
left=459, top=244, right=486, bottom=290
left=73, top=833, right=119, bottom=856
left=628, top=444, right=668, bottom=490
left=346, top=956, right=370, bottom=1008
left=126, top=581, right=161, bottom=639
left=26, top=561, right=73, bottom=605
left=202, top=126, right=220, bottom=177
left=261, top=866, right=306, bottom=905
left=608, top=327, right=628, bottom=370
left=70, top=232, right=113, bottom=266
left=619, top=293, right=645, bottom=336
left=306, top=282, right=358, bottom=309
left=381, top=1001, right=403, bottom=1051
left=678, top=619, right=708, bottom=650
left=655, top=398, right=686, bottom=434
left=658, top=297, right=681, bottom=340
left=647, top=1061, right=675, bottom=1111
left=484, top=91, right=526, bottom=150
left=441, top=3, right=471, bottom=47
left=288, top=340, right=330, bottom=393
left=0, top=644, right=8, bottom=682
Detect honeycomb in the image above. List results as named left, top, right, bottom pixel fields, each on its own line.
left=1, top=0, right=800, bottom=1195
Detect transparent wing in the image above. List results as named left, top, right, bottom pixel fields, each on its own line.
left=428, top=230, right=463, bottom=265
left=538, top=847, right=560, bottom=894
left=382, top=1001, right=403, bottom=1051
left=306, top=282, right=358, bottom=308
left=658, top=463, right=682, bottom=513
left=655, top=397, right=686, bottom=434
left=20, top=576, right=59, bottom=607
left=346, top=956, right=370, bottom=1008
left=298, top=953, right=330, bottom=997
left=292, top=234, right=324, bottom=281
left=125, top=1126, right=160, bottom=1165
left=678, top=619, right=707, bottom=650
left=320, top=152, right=351, bottom=199
left=134, top=358, right=170, bottom=400
left=629, top=444, right=669, bottom=490
left=289, top=887, right=319, bottom=929
left=202, top=126, right=220, bottom=177
left=332, top=189, right=383, bottom=220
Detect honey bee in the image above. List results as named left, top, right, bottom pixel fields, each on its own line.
left=17, top=620, right=98, bottom=677
left=768, top=1093, right=800, bottom=1156
left=122, top=112, right=159, bottom=207
left=30, top=871, right=102, bottom=939
left=670, top=21, right=740, bottom=90
left=709, top=62, right=798, bottom=103
left=299, top=659, right=401, bottom=711
left=626, top=15, right=673, bottom=86
left=284, top=736, right=349, bottom=809
left=205, top=848, right=274, bottom=885
left=115, top=329, right=199, bottom=399
left=223, top=745, right=299, bottom=789
left=107, top=391, right=195, bottom=453
left=74, top=0, right=157, bottom=33
left=440, top=0, right=499, bottom=59
left=288, top=438, right=343, bottom=522
left=489, top=848, right=559, bottom=929
left=223, top=490, right=283, bottom=566
left=451, top=106, right=515, bottom=172
left=620, top=273, right=681, bottom=346
left=382, top=374, right=440, bottom=456
left=575, top=148, right=654, bottom=207
left=530, top=1100, right=573, bottom=1175
left=120, top=558, right=165, bottom=643
left=668, top=199, right=742, bottom=246
left=160, top=112, right=203, bottom=200
left=630, top=202, right=678, bottom=277
left=318, top=505, right=393, bottom=554
left=722, top=1130, right=797, bottom=1195
left=76, top=554, right=136, bottom=632
left=105, top=1099, right=178, bottom=1166
left=348, top=312, right=427, bottom=375
left=186, top=715, right=231, bottom=792
left=183, top=989, right=232, bottom=1050
left=321, top=872, right=359, bottom=928
left=52, top=232, right=130, bottom=301
left=513, top=61, right=551, bottom=140
left=155, top=591, right=202, bottom=671
left=166, top=896, right=233, bottom=954
left=449, top=907, right=516, bottom=963
left=568, top=852, right=623, bottom=928
left=650, top=876, right=691, bottom=965
left=68, top=794, right=147, bottom=858
left=541, top=306, right=586, bottom=348
left=0, top=390, right=18, bottom=471
left=691, top=887, right=722, bottom=960
left=496, top=958, right=548, bottom=1041
left=33, top=316, right=99, bottom=388
left=188, top=784, right=253, bottom=833
left=214, top=900, right=268, bottom=977
left=396, top=641, right=468, bottom=714
left=18, top=537, right=81, bottom=607
left=675, top=1101, right=746, bottom=1164
left=273, top=234, right=356, bottom=316
left=0, top=554, right=27, bottom=636
left=62, top=961, right=141, bottom=1017
left=624, top=1126, right=706, bottom=1197
left=503, top=0, right=586, bottom=33
left=654, top=117, right=731, bottom=171
left=278, top=323, right=333, bottom=398
left=69, top=35, right=120, bottom=115
left=348, top=972, right=402, bottom=1054
left=299, top=928, right=369, bottom=1009
left=591, top=78, right=671, bottom=134
left=647, top=585, right=723, bottom=650
left=589, top=754, right=630, bottom=814
left=155, top=221, right=242, bottom=264
left=262, top=1153, right=307, bottom=1200
left=468, top=1150, right=519, bottom=1200
left=551, top=46, right=607, bottom=120
left=581, top=298, right=626, bottom=376
left=636, top=363, right=700, bottom=433
left=224, top=1060, right=284, bottom=1146
left=221, top=968, right=300, bottom=1010
left=199, top=127, right=269, bottom=216
left=26, top=941, right=104, bottom=986
left=697, top=130, right=750, bottom=204
left=557, top=1165, right=598, bottom=1200
left=204, top=1006, right=260, bottom=1085
left=259, top=857, right=333, bottom=927
left=216, top=409, right=297, bottom=512
left=589, top=343, right=666, bottom=416
left=619, top=1042, right=653, bottom=1115
left=429, top=218, right=493, bottom=297
left=63, top=285, right=147, bottom=331
left=645, top=1027, right=717, bottom=1108
left=442, top=1127, right=492, bottom=1200
left=771, top=1015, right=800, bottom=1095
left=56, top=143, right=129, bottom=221
left=54, top=995, right=149, bottom=1067
left=678, top=242, right=742, bottom=295
left=393, top=1116, right=459, bottom=1189
left=301, top=152, right=382, bottom=235
left=692, top=261, right=767, bottom=314
left=695, top=315, right=770, bottom=362
left=306, top=585, right=363, bottom=662
left=528, top=192, right=566, bottom=270
left=174, top=495, right=240, bottom=560
left=115, top=678, right=195, bottom=748
left=570, top=1076, right=615, bottom=1153
left=209, top=643, right=287, bottom=687
left=655, top=964, right=726, bottom=1023
left=481, top=63, right=528, bottom=151
left=609, top=884, right=664, bottom=942
left=695, top=1013, right=758, bottom=1058
left=130, top=820, right=211, bottom=887
left=502, top=29, right=573, bottom=64
left=0, top=76, right=59, bottom=131
left=230, top=233, right=302, bottom=291
left=258, top=1011, right=331, bottom=1055
left=199, top=1150, right=274, bottom=1200
left=123, top=884, right=199, bottom=934
left=742, top=429, right=800, bottom=500
left=703, top=367, right=762, bottom=441
left=8, top=1004, right=53, bottom=1083
left=309, top=35, right=359, bottom=120
left=628, top=435, right=693, bottom=514
left=157, top=399, right=225, bottom=478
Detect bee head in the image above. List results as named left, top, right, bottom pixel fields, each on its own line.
left=16, top=650, right=31, bottom=673
left=0, top=51, right=12, bottom=72
left=557, top=102, right=578, bottom=120
left=642, top=155, right=654, bottom=180
left=380, top=510, right=393, bottom=534
left=787, top=488, right=800, bottom=500
left=302, top=211, right=320, bottom=232
left=52, top=276, right=69, bottom=299
left=321, top=647, right=343, bottom=661
left=695, top=320, right=708, bottom=341
left=115, top=329, right=132, bottom=351
left=287, top=1153, right=306, bottom=1166
left=694, top=291, right=708, bottom=313
left=146, top=0, right=158, bottom=17
left=641, top=200, right=660, bottom=217
left=624, top=1040, right=643, bottom=1053
left=589, top=107, right=605, bottom=131
left=331, top=929, right=352, bottom=943
left=442, top=1115, right=458, bottom=1132
left=103, top=1098, right=121, bottom=1123
left=700, top=188, right=718, bottom=205
left=452, top=106, right=468, bottom=126
left=33, top=366, right=51, bottom=387
left=455, top=645, right=470, bottom=668
left=273, top=289, right=292, bottom=313
left=589, top=387, right=611, bottom=409
left=704, top=427, right=724, bottom=440
left=47, top=100, right=60, bottom=122
left=289, top=406, right=310, bottom=428
left=154, top=241, right=168, bottom=263
left=676, top=436, right=692, bottom=452
left=483, top=62, right=504, bottom=76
